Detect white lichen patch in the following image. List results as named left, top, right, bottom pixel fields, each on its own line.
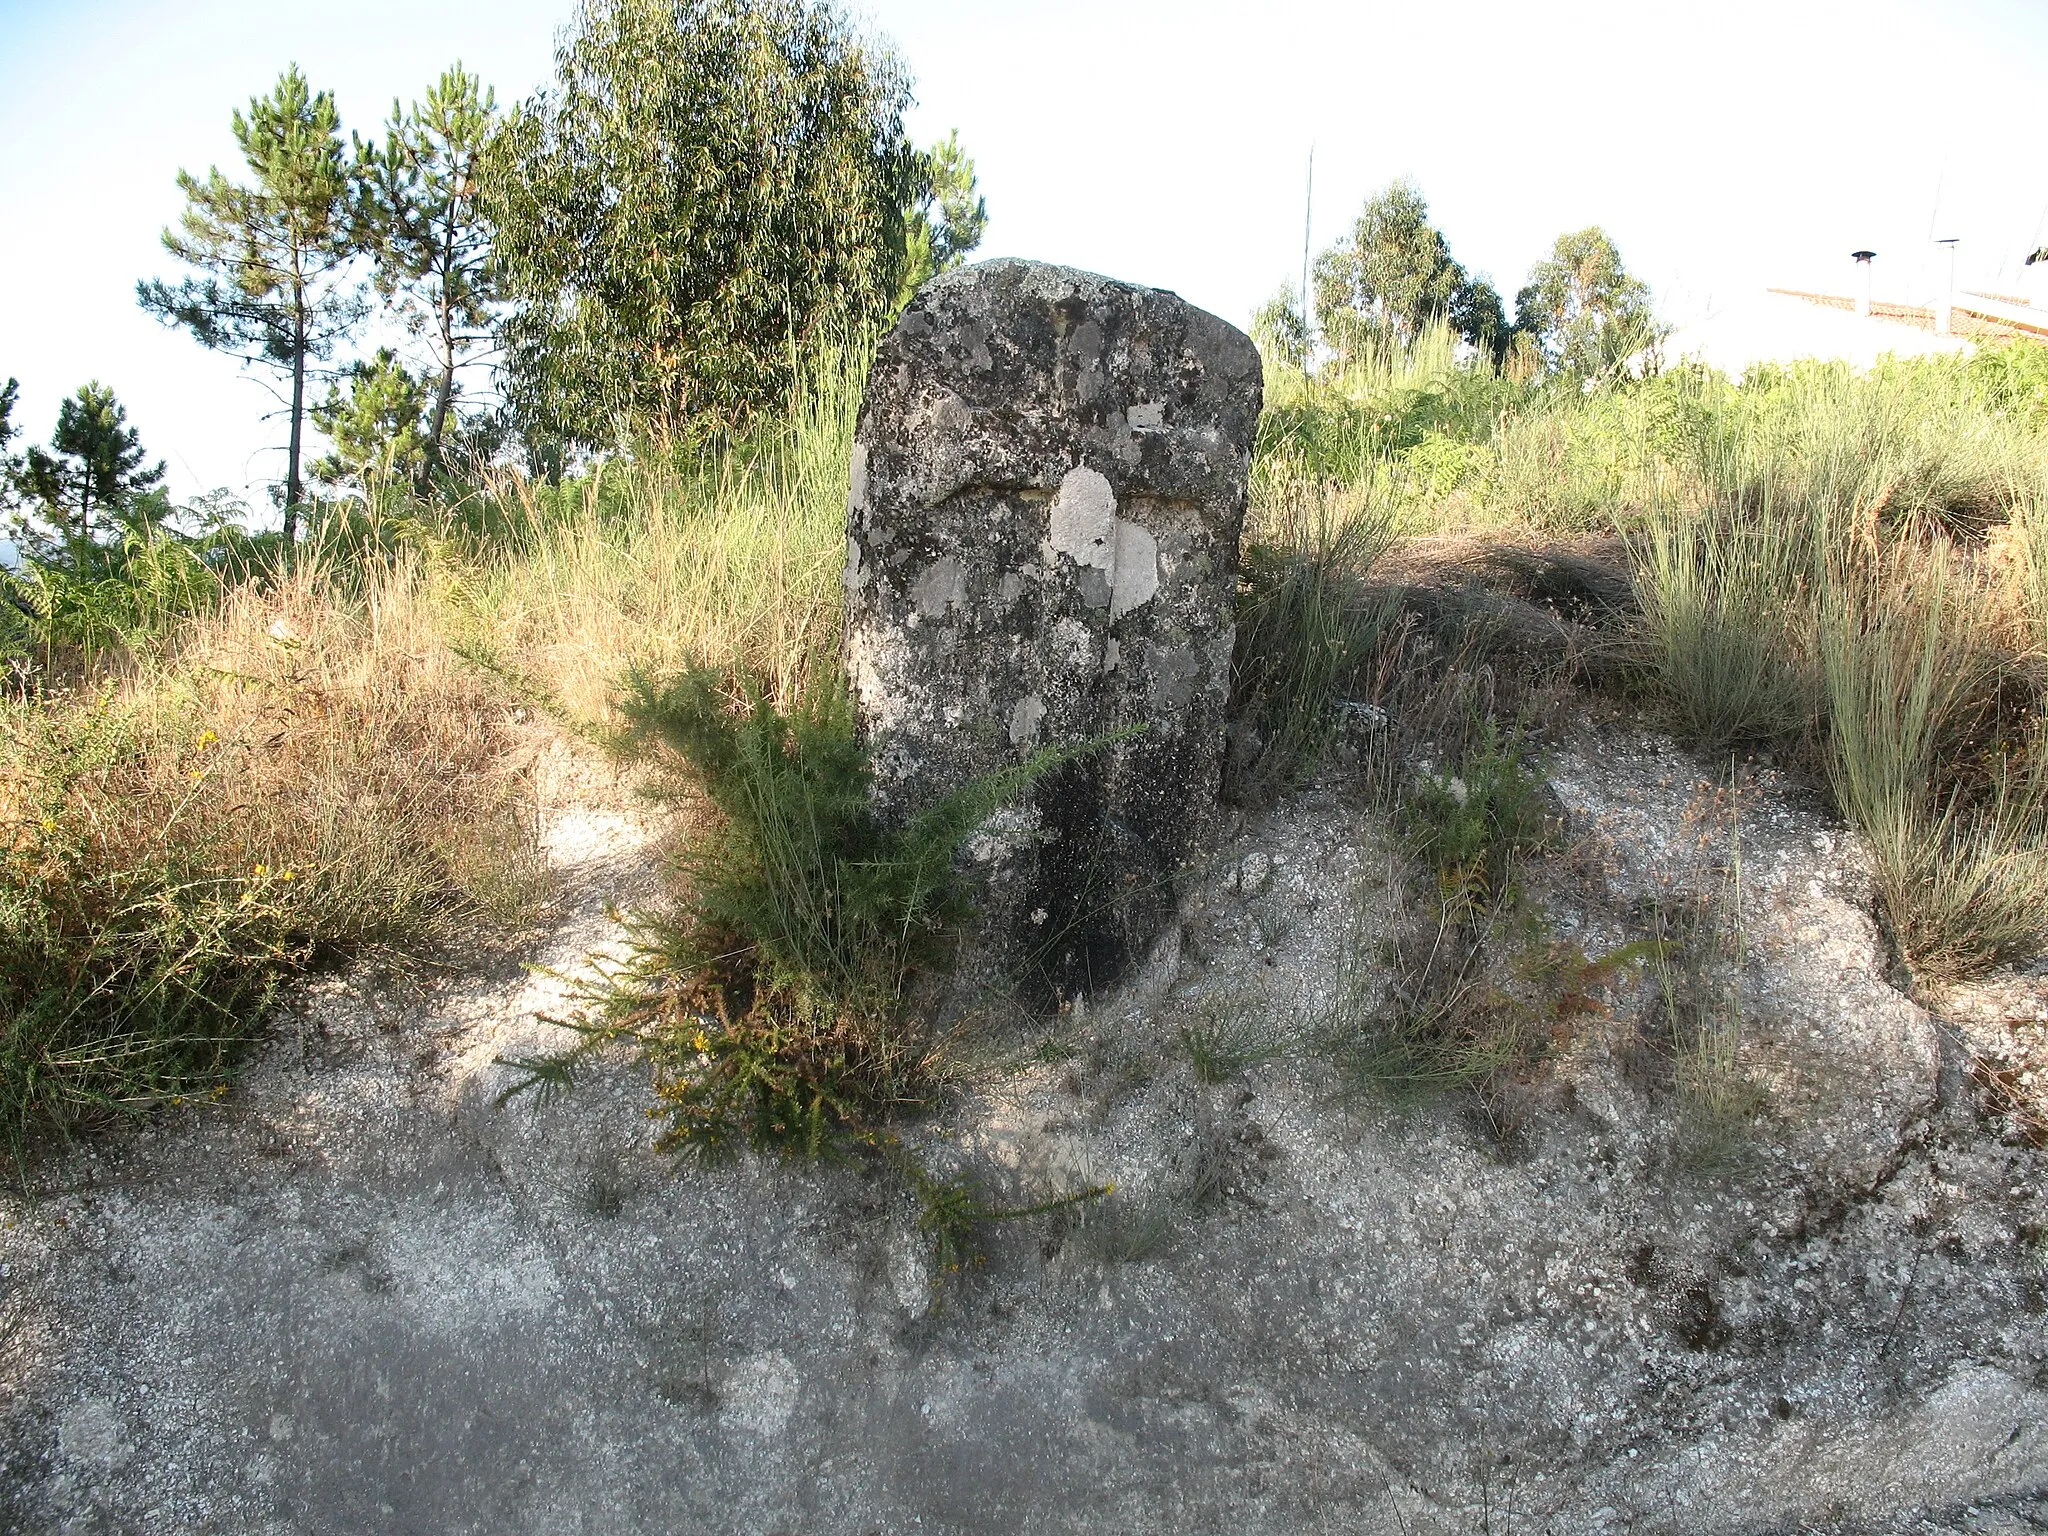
left=1052, top=617, right=1094, bottom=668
left=1046, top=465, right=1160, bottom=620
left=913, top=556, right=966, bottom=618
left=1009, top=693, right=1046, bottom=747
left=846, top=442, right=869, bottom=514
left=1048, top=464, right=1117, bottom=571
left=1109, top=520, right=1160, bottom=619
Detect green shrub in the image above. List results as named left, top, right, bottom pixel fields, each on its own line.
left=1401, top=719, right=1560, bottom=916
left=1254, top=320, right=1526, bottom=488
left=499, top=667, right=1084, bottom=1157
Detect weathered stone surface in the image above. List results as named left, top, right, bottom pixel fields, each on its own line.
left=9, top=735, right=2048, bottom=1536
left=845, top=259, right=1263, bottom=1005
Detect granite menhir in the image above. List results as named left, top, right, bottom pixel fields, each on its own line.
left=845, top=259, right=1262, bottom=1008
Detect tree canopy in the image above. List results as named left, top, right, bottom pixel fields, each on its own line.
left=895, top=130, right=987, bottom=310
left=14, top=383, right=165, bottom=562
left=1513, top=227, right=1660, bottom=379
left=138, top=66, right=365, bottom=544
left=1315, top=179, right=1509, bottom=362
left=311, top=350, right=428, bottom=489
left=483, top=0, right=921, bottom=447
left=355, top=66, right=501, bottom=476
left=0, top=379, right=20, bottom=518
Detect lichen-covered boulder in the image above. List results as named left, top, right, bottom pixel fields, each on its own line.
left=845, top=258, right=1262, bottom=1007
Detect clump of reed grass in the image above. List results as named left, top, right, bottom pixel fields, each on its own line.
left=1224, top=476, right=1397, bottom=805
left=1632, top=479, right=2048, bottom=984
left=1630, top=513, right=1815, bottom=752
left=1817, top=557, right=2048, bottom=981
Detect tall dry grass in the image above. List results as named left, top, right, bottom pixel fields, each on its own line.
left=0, top=555, right=549, bottom=1151
left=451, top=348, right=859, bottom=723
left=1631, top=435, right=2048, bottom=983
left=1256, top=317, right=2048, bottom=983
left=0, top=347, right=864, bottom=1152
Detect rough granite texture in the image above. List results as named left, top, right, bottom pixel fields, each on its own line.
left=4, top=729, right=2047, bottom=1535
left=845, top=258, right=1263, bottom=1005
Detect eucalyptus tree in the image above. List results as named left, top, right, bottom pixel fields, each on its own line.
left=484, top=0, right=920, bottom=446
left=138, top=66, right=365, bottom=546
left=1315, top=179, right=1509, bottom=362
left=1514, top=228, right=1661, bottom=379
left=1250, top=288, right=1313, bottom=372
left=356, top=66, right=501, bottom=476
left=19, top=383, right=165, bottom=560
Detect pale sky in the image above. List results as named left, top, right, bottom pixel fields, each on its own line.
left=3, top=0, right=2047, bottom=511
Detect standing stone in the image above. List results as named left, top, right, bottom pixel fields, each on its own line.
left=845, top=259, right=1262, bottom=1007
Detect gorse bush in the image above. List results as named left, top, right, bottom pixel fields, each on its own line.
left=1256, top=321, right=1526, bottom=491
left=499, top=666, right=1082, bottom=1157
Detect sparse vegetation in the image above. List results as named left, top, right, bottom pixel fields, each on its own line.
left=1224, top=478, right=1396, bottom=805
left=1070, top=1191, right=1177, bottom=1265
left=1180, top=1003, right=1280, bottom=1084
left=494, top=664, right=1082, bottom=1154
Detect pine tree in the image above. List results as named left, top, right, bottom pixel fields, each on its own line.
left=894, top=131, right=987, bottom=309
left=310, top=350, right=427, bottom=488
left=0, top=378, right=20, bottom=515
left=19, top=383, right=166, bottom=559
left=356, top=66, right=501, bottom=477
left=138, top=66, right=365, bottom=547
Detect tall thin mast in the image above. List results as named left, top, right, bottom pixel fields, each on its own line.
left=1300, top=146, right=1315, bottom=329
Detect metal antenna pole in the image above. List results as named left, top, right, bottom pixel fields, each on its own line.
left=1301, top=147, right=1314, bottom=326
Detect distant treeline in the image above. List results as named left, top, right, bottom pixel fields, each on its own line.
left=1256, top=178, right=1661, bottom=384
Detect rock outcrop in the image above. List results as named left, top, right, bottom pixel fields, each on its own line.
left=845, top=259, right=1262, bottom=1005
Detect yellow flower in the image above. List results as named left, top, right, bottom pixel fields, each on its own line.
left=190, top=770, right=206, bottom=782
left=278, top=868, right=296, bottom=881
left=39, top=819, right=55, bottom=833
left=251, top=863, right=268, bottom=878
left=196, top=730, right=218, bottom=749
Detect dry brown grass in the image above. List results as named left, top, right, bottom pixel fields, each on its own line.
left=0, top=554, right=550, bottom=1146
left=154, top=556, right=552, bottom=947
